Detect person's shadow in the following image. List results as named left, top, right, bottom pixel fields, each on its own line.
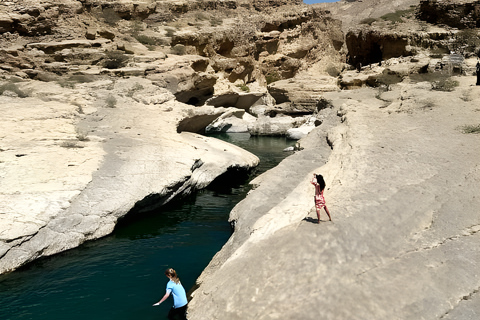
left=303, top=217, right=320, bottom=224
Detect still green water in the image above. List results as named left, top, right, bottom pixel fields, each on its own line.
left=0, top=134, right=294, bottom=320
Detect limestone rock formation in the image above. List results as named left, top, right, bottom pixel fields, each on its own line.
left=188, top=71, right=480, bottom=320
left=2, top=0, right=480, bottom=319
left=0, top=0, right=344, bottom=273
left=0, top=77, right=259, bottom=273
left=418, top=0, right=480, bottom=29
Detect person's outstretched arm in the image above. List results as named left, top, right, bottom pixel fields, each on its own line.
left=153, top=291, right=170, bottom=306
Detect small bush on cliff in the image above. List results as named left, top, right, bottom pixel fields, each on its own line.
left=102, top=8, right=121, bottom=26
left=265, top=72, right=281, bottom=85
left=431, top=77, right=459, bottom=92
left=58, top=74, right=96, bottom=88
left=103, top=50, right=129, bottom=69
left=105, top=95, right=117, bottom=108
left=381, top=8, right=415, bottom=24
left=459, top=124, right=480, bottom=134
left=171, top=44, right=186, bottom=55
left=236, top=83, right=250, bottom=92
left=360, top=18, right=377, bottom=25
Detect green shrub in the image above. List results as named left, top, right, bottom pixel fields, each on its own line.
left=105, top=94, right=117, bottom=108
left=171, top=44, right=186, bottom=55
left=453, top=29, right=480, bottom=55
left=60, top=140, right=83, bottom=148
left=103, top=50, right=129, bottom=69
left=459, top=124, right=480, bottom=134
left=236, top=84, right=250, bottom=92
left=265, top=72, right=280, bottom=85
left=58, top=74, right=96, bottom=88
left=360, top=18, right=377, bottom=25
left=102, top=7, right=121, bottom=26
left=431, top=77, right=459, bottom=92
left=380, top=8, right=415, bottom=23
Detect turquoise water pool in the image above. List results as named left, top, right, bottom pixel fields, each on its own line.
left=0, top=134, right=294, bottom=320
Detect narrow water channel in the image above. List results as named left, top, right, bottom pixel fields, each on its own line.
left=0, top=133, right=295, bottom=320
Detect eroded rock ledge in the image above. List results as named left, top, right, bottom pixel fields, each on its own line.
left=187, top=76, right=480, bottom=320
left=0, top=78, right=259, bottom=274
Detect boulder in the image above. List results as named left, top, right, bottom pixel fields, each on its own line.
left=268, top=75, right=339, bottom=111
left=285, top=116, right=318, bottom=140
left=26, top=39, right=110, bottom=54
left=248, top=114, right=308, bottom=136
left=205, top=108, right=257, bottom=133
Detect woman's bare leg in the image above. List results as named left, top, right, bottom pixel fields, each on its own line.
left=324, top=206, right=332, bottom=221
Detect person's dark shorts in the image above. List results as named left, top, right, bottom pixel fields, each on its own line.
left=167, top=305, right=187, bottom=320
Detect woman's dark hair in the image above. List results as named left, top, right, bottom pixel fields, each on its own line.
left=316, top=174, right=326, bottom=191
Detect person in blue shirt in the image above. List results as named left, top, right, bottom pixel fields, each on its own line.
left=153, top=268, right=188, bottom=320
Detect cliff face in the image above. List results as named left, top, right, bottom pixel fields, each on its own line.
left=0, top=0, right=343, bottom=107
left=186, top=1, right=480, bottom=319
left=418, top=0, right=480, bottom=29
left=344, top=0, right=480, bottom=67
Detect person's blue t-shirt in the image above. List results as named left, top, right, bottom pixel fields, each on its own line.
left=166, top=280, right=188, bottom=308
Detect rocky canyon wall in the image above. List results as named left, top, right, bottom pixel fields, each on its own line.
left=0, top=0, right=344, bottom=273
